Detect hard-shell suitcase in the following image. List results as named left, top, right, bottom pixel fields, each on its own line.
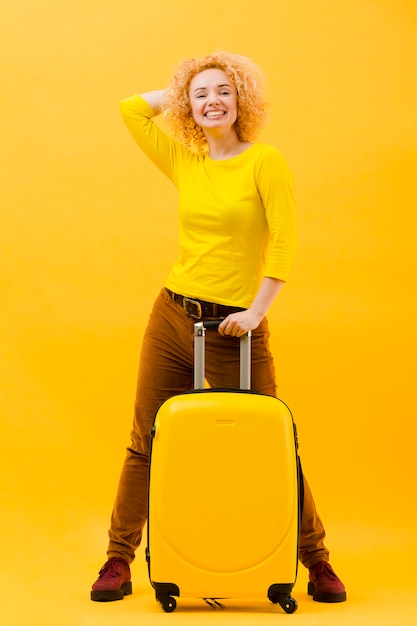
left=146, top=321, right=302, bottom=613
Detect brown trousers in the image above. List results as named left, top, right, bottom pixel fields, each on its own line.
left=108, top=288, right=329, bottom=569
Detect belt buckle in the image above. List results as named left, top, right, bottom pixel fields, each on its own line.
left=183, top=297, right=202, bottom=319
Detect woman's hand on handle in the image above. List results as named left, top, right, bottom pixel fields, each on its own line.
left=218, top=310, right=262, bottom=337
left=218, top=277, right=285, bottom=337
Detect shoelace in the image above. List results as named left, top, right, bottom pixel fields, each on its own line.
left=98, top=558, right=123, bottom=578
left=311, top=561, right=336, bottom=581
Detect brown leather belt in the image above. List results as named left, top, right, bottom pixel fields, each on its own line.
left=167, top=289, right=245, bottom=320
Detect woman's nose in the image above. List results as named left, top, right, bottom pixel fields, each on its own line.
left=207, top=91, right=220, bottom=105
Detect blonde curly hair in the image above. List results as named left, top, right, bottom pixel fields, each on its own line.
left=162, top=51, right=267, bottom=152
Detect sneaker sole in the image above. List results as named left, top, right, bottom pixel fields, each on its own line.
left=91, top=581, right=133, bottom=602
left=308, top=581, right=347, bottom=603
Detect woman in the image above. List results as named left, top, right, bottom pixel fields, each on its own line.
left=91, top=51, right=346, bottom=604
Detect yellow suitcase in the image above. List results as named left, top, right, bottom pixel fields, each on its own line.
left=146, top=321, right=301, bottom=613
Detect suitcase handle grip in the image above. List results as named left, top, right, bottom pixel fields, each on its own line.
left=199, top=319, right=223, bottom=330
left=193, top=321, right=251, bottom=390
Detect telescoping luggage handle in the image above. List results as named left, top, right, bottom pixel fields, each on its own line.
left=193, top=321, right=252, bottom=391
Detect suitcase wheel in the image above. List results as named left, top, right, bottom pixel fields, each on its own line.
left=157, top=594, right=177, bottom=613
left=270, top=594, right=298, bottom=614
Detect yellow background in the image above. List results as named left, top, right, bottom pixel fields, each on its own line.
left=1, top=1, right=417, bottom=624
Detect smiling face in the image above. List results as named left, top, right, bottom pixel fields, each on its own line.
left=188, top=68, right=238, bottom=135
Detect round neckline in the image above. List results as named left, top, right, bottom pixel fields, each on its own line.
left=205, top=143, right=257, bottom=163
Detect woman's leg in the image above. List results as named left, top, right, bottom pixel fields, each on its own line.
left=205, top=317, right=345, bottom=601
left=106, top=289, right=195, bottom=562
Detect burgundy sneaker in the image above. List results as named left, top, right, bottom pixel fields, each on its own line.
left=91, top=557, right=132, bottom=602
left=308, top=561, right=347, bottom=603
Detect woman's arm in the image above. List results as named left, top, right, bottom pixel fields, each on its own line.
left=218, top=276, right=285, bottom=337
left=139, top=89, right=167, bottom=115
left=120, top=91, right=181, bottom=181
